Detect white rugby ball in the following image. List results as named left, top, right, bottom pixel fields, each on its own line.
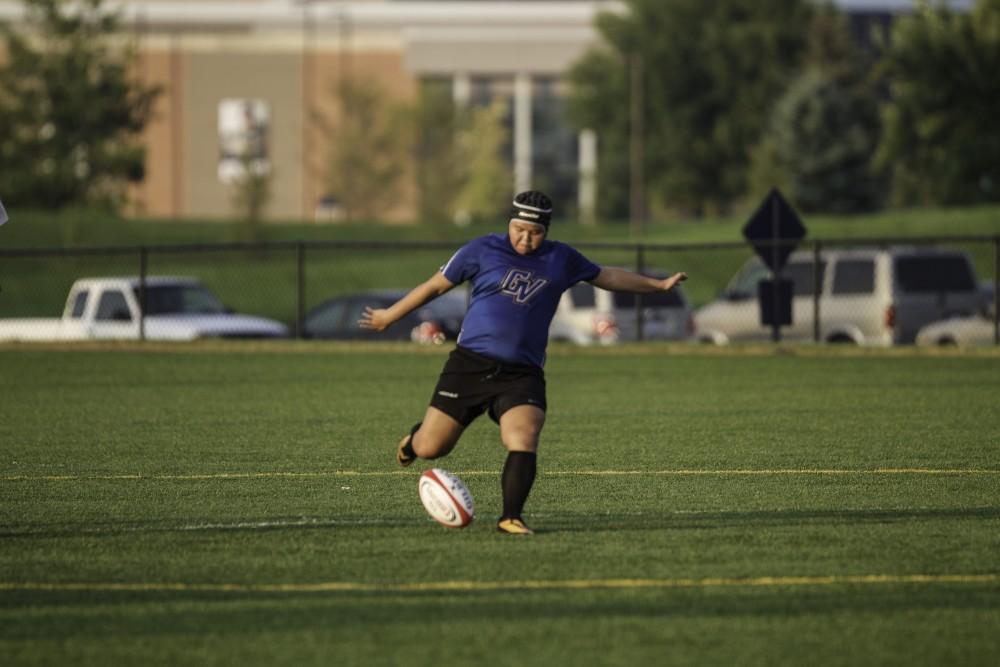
left=418, top=468, right=475, bottom=529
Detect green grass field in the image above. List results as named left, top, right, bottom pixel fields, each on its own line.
left=2, top=343, right=999, bottom=666
left=5, top=203, right=1000, bottom=248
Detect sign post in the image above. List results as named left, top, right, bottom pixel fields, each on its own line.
left=742, top=189, right=807, bottom=342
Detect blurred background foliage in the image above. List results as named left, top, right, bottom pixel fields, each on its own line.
left=1, top=0, right=1000, bottom=227
left=0, top=0, right=159, bottom=212
left=874, top=0, right=1000, bottom=207
left=568, top=0, right=1000, bottom=220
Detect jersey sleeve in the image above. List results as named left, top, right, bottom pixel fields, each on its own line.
left=564, top=245, right=602, bottom=285
left=440, top=239, right=482, bottom=284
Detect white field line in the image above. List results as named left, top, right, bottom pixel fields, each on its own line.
left=4, top=468, right=1000, bottom=482
left=3, top=506, right=995, bottom=537
left=1, top=573, right=997, bottom=595
left=1, top=517, right=413, bottom=536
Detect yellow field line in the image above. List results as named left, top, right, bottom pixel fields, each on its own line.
left=548, top=469, right=1000, bottom=476
left=1, top=573, right=997, bottom=595
left=3, top=468, right=999, bottom=482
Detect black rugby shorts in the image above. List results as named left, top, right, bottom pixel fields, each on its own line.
left=429, top=346, right=547, bottom=427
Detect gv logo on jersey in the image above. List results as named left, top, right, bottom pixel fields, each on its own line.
left=500, top=268, right=549, bottom=305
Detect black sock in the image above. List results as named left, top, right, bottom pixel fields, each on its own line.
left=501, top=451, right=537, bottom=520
left=402, top=422, right=421, bottom=459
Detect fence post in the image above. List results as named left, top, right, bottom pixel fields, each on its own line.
left=296, top=241, right=306, bottom=340
left=139, top=246, right=148, bottom=342
left=813, top=240, right=822, bottom=344
left=635, top=243, right=645, bottom=342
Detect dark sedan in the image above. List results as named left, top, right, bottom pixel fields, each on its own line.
left=302, top=289, right=466, bottom=342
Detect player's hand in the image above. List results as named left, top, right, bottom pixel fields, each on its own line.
left=660, top=272, right=688, bottom=291
left=358, top=306, right=393, bottom=332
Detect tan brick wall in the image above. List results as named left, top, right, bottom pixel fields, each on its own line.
left=128, top=39, right=420, bottom=222
left=130, top=46, right=184, bottom=219
left=182, top=50, right=303, bottom=220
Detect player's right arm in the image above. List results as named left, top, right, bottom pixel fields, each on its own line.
left=358, top=271, right=456, bottom=332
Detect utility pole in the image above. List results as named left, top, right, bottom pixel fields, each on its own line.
left=629, top=54, right=645, bottom=236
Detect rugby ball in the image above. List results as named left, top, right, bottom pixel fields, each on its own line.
left=418, top=468, right=475, bottom=528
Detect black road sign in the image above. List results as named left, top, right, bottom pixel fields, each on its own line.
left=758, top=279, right=793, bottom=327
left=743, top=189, right=807, bottom=342
left=742, top=188, right=806, bottom=272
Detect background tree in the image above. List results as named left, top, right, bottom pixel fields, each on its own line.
left=324, top=79, right=409, bottom=222
left=412, top=80, right=462, bottom=224
left=749, top=7, right=885, bottom=213
left=875, top=0, right=1000, bottom=206
left=567, top=48, right=630, bottom=221
left=230, top=151, right=272, bottom=243
left=451, top=102, right=512, bottom=225
left=568, top=0, right=813, bottom=220
left=0, top=0, right=159, bottom=210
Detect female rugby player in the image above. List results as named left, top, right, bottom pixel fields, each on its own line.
left=359, top=191, right=687, bottom=534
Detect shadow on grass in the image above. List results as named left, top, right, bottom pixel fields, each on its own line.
left=2, top=584, right=1000, bottom=642
left=3, top=506, right=999, bottom=540
left=538, top=506, right=1000, bottom=534
left=0, top=516, right=418, bottom=539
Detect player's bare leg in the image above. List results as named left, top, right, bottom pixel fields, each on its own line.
left=397, top=406, right=465, bottom=466
left=499, top=404, right=545, bottom=452
left=496, top=405, right=545, bottom=534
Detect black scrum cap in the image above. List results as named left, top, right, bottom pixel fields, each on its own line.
left=510, top=190, right=553, bottom=228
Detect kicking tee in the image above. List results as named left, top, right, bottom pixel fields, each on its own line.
left=441, top=233, right=601, bottom=368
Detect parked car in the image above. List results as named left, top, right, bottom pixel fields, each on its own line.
left=549, top=271, right=694, bottom=345
left=0, top=276, right=288, bottom=341
left=916, top=309, right=997, bottom=346
left=916, top=283, right=997, bottom=346
left=302, top=289, right=467, bottom=343
left=694, top=247, right=984, bottom=345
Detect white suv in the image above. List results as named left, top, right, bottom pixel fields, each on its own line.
left=550, top=272, right=694, bottom=345
left=694, top=247, right=984, bottom=345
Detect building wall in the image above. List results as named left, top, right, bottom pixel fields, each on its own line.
left=184, top=49, right=302, bottom=220
left=130, top=34, right=417, bottom=222
left=0, top=0, right=610, bottom=222
left=111, top=1, right=604, bottom=222
left=131, top=47, right=182, bottom=219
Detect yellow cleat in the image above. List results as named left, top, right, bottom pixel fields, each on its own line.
left=496, top=517, right=534, bottom=535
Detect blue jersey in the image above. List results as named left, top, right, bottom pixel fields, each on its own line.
left=441, top=233, right=601, bottom=368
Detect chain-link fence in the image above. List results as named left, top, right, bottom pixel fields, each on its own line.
left=1, top=236, right=997, bottom=346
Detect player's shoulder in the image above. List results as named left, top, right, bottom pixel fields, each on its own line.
left=544, top=238, right=586, bottom=257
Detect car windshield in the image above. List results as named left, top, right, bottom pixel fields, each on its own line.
left=727, top=260, right=771, bottom=296
left=728, top=259, right=824, bottom=297
left=135, top=285, right=227, bottom=315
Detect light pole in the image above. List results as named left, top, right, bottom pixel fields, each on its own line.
left=629, top=53, right=646, bottom=236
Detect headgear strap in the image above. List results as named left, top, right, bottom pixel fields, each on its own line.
left=510, top=199, right=552, bottom=228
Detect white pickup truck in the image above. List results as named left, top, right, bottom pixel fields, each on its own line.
left=0, top=276, right=289, bottom=341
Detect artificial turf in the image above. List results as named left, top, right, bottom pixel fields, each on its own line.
left=1, top=343, right=999, bottom=666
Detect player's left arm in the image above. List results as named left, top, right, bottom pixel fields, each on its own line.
left=590, top=267, right=688, bottom=293
left=359, top=271, right=456, bottom=332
